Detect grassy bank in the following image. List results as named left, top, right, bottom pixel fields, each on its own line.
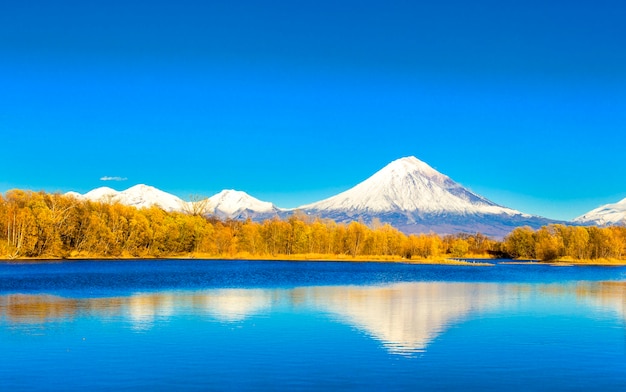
left=501, top=257, right=626, bottom=266
left=0, top=252, right=494, bottom=266
left=551, top=257, right=626, bottom=266
left=5, top=252, right=626, bottom=266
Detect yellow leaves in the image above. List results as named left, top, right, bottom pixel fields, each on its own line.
left=404, top=234, right=443, bottom=259
left=504, top=227, right=536, bottom=259
left=504, top=224, right=626, bottom=261
left=449, top=239, right=470, bottom=258
left=534, top=226, right=564, bottom=261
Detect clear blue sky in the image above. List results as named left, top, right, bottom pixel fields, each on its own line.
left=1, top=0, right=625, bottom=221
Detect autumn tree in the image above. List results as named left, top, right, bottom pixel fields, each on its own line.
left=534, top=225, right=564, bottom=261
left=563, top=226, right=589, bottom=260
left=345, top=221, right=368, bottom=257
left=449, top=239, right=468, bottom=257
left=237, top=220, right=263, bottom=255
left=181, top=195, right=211, bottom=217
left=504, top=226, right=536, bottom=259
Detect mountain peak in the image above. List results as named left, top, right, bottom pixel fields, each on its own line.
left=385, top=156, right=445, bottom=180
left=213, top=189, right=251, bottom=199
left=301, top=156, right=507, bottom=214
left=83, top=186, right=119, bottom=199
left=117, top=184, right=184, bottom=211
left=297, top=156, right=543, bottom=237
left=574, top=197, right=626, bottom=226
left=209, top=189, right=278, bottom=218
left=125, top=184, right=155, bottom=192
left=77, top=184, right=184, bottom=211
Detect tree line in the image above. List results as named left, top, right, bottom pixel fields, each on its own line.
left=0, top=190, right=624, bottom=261
left=503, top=225, right=626, bottom=261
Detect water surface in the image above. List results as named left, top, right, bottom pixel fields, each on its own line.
left=1, top=260, right=625, bottom=390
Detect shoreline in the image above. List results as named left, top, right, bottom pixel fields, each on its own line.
left=2, top=254, right=625, bottom=266
left=0, top=254, right=494, bottom=266
left=500, top=259, right=626, bottom=266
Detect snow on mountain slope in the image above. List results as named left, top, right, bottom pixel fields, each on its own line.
left=209, top=189, right=281, bottom=220
left=574, top=198, right=626, bottom=226
left=83, top=186, right=119, bottom=200
left=74, top=184, right=185, bottom=212
left=70, top=185, right=281, bottom=219
left=298, top=156, right=554, bottom=238
left=114, top=184, right=185, bottom=212
left=300, top=156, right=523, bottom=216
left=64, top=191, right=83, bottom=199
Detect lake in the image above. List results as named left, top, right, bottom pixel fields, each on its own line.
left=1, top=260, right=626, bottom=391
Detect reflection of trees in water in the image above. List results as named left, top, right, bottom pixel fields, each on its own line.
left=2, top=281, right=625, bottom=353
left=575, top=282, right=626, bottom=321
left=0, top=295, right=125, bottom=324
left=528, top=281, right=626, bottom=321
left=0, top=290, right=278, bottom=327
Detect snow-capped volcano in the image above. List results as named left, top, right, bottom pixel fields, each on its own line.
left=72, top=184, right=186, bottom=212
left=70, top=185, right=281, bottom=219
left=209, top=190, right=281, bottom=220
left=83, top=186, right=118, bottom=201
left=574, top=198, right=626, bottom=226
left=115, top=184, right=186, bottom=212
left=301, top=156, right=521, bottom=215
left=299, top=156, right=555, bottom=238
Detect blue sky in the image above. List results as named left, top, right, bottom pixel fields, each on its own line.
left=1, top=0, right=625, bottom=221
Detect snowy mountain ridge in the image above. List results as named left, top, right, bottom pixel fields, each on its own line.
left=574, top=198, right=626, bottom=226
left=208, top=190, right=281, bottom=220
left=297, top=156, right=551, bottom=238
left=72, top=184, right=186, bottom=212
left=69, top=185, right=281, bottom=219
left=67, top=156, right=567, bottom=237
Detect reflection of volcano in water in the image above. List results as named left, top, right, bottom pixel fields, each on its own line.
left=196, top=289, right=273, bottom=322
left=299, top=283, right=503, bottom=354
left=127, top=294, right=176, bottom=330
left=3, top=282, right=625, bottom=354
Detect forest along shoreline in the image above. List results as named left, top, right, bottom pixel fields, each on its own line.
left=0, top=253, right=494, bottom=266
left=1, top=190, right=626, bottom=265
left=2, top=255, right=625, bottom=266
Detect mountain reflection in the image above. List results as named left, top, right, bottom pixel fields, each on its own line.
left=2, top=281, right=625, bottom=354
left=192, top=289, right=274, bottom=322
left=295, top=283, right=503, bottom=353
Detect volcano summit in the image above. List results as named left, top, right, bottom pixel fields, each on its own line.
left=299, top=157, right=557, bottom=238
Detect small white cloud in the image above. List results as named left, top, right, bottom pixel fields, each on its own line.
left=100, top=176, right=128, bottom=182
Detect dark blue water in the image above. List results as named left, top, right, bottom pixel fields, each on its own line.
left=1, top=259, right=624, bottom=294
left=1, top=260, right=626, bottom=391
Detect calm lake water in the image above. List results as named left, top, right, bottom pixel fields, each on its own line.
left=1, top=260, right=626, bottom=391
